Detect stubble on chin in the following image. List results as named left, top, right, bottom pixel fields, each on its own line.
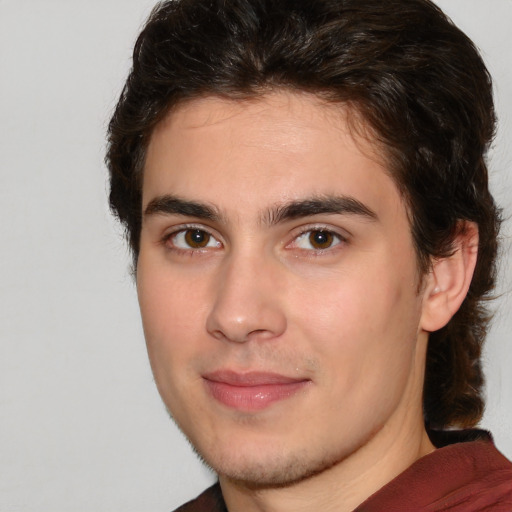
left=190, top=441, right=351, bottom=490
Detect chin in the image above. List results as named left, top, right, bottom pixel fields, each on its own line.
left=195, top=440, right=345, bottom=489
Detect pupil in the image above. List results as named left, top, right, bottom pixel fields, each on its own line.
left=310, top=230, right=332, bottom=248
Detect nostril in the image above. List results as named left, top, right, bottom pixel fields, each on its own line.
left=206, top=306, right=287, bottom=344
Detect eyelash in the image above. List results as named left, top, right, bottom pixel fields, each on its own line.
left=160, top=224, right=347, bottom=255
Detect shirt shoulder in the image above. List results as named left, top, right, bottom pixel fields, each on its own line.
left=356, top=430, right=512, bottom=511
left=172, top=483, right=226, bottom=512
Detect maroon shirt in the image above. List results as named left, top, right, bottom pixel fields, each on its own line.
left=174, top=431, right=512, bottom=512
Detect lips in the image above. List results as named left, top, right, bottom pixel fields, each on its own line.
left=203, top=370, right=310, bottom=411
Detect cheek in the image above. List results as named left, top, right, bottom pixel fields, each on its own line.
left=136, top=266, right=217, bottom=428
left=293, top=267, right=405, bottom=342
left=291, top=264, right=421, bottom=394
left=137, top=262, right=209, bottom=379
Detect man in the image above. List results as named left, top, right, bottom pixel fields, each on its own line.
left=106, top=0, right=512, bottom=510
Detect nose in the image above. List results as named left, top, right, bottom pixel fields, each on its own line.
left=206, top=253, right=287, bottom=343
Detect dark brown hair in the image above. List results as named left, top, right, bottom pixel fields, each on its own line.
left=106, top=0, right=501, bottom=429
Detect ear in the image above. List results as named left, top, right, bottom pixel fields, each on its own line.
left=420, top=222, right=479, bottom=333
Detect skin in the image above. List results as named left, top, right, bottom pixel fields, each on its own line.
left=137, top=92, right=475, bottom=512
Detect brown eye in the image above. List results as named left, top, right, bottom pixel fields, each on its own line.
left=167, top=227, right=221, bottom=251
left=184, top=229, right=211, bottom=248
left=308, top=230, right=334, bottom=249
left=292, top=229, right=343, bottom=252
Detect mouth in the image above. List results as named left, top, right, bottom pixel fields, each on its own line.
left=202, top=370, right=311, bottom=412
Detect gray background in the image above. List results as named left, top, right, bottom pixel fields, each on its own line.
left=1, top=1, right=510, bottom=510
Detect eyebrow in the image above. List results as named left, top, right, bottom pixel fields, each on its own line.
left=143, top=194, right=378, bottom=225
left=264, top=196, right=378, bottom=225
left=143, top=195, right=221, bottom=222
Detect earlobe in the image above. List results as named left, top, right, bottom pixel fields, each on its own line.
left=420, top=222, right=479, bottom=332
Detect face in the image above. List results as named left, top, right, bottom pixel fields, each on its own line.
left=137, top=92, right=430, bottom=486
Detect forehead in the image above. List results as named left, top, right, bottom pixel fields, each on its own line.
left=143, top=91, right=403, bottom=223
left=150, top=91, right=385, bottom=166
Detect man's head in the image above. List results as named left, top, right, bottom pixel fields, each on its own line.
left=106, top=0, right=500, bottom=479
